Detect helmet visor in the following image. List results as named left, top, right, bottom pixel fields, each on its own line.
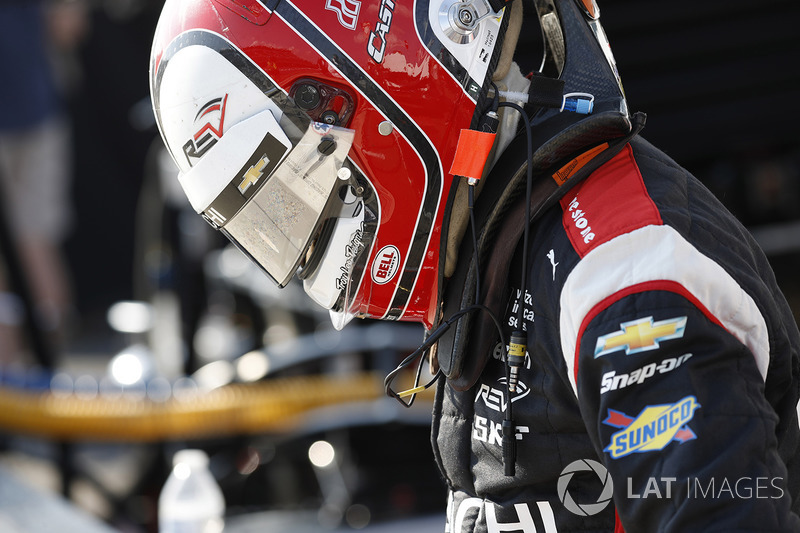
left=179, top=107, right=355, bottom=288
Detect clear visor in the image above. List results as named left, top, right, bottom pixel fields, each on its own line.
left=223, top=124, right=355, bottom=287
left=186, top=109, right=355, bottom=288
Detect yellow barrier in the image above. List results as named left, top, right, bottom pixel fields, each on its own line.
left=0, top=373, right=388, bottom=442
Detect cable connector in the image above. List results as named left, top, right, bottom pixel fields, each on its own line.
left=502, top=419, right=517, bottom=476
left=507, top=330, right=526, bottom=392
left=497, top=89, right=595, bottom=115
left=478, top=110, right=499, bottom=134
left=561, top=92, right=595, bottom=114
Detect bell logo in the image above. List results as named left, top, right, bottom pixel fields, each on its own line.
left=371, top=245, right=400, bottom=285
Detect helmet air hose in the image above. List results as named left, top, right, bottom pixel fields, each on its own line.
left=456, top=108, right=520, bottom=478
left=448, top=89, right=535, bottom=477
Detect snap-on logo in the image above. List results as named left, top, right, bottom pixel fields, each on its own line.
left=371, top=245, right=400, bottom=285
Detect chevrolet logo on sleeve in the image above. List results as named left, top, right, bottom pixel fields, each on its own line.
left=594, top=316, right=687, bottom=358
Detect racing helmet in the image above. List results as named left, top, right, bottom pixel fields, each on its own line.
left=149, top=0, right=518, bottom=329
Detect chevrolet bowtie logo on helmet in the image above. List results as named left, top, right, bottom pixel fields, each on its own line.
left=238, top=155, right=269, bottom=194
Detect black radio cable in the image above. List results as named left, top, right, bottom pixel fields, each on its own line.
left=494, top=86, right=535, bottom=476
left=384, top=91, right=532, bottom=478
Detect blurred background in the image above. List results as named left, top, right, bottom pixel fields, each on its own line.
left=0, top=0, right=797, bottom=532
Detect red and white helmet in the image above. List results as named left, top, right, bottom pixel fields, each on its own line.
left=149, top=0, right=514, bottom=329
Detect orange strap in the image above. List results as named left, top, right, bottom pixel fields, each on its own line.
left=449, top=129, right=496, bottom=181
left=551, top=142, right=610, bottom=185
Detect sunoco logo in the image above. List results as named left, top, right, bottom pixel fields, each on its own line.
left=371, top=245, right=399, bottom=284
left=603, top=396, right=699, bottom=459
left=558, top=459, right=614, bottom=516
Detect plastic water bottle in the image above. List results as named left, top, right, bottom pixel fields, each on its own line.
left=158, top=449, right=225, bottom=533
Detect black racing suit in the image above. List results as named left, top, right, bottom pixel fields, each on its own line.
left=432, top=135, right=800, bottom=532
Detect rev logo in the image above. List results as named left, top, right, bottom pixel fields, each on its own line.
left=183, top=95, right=228, bottom=166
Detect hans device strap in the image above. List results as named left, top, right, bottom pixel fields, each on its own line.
left=437, top=111, right=646, bottom=391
